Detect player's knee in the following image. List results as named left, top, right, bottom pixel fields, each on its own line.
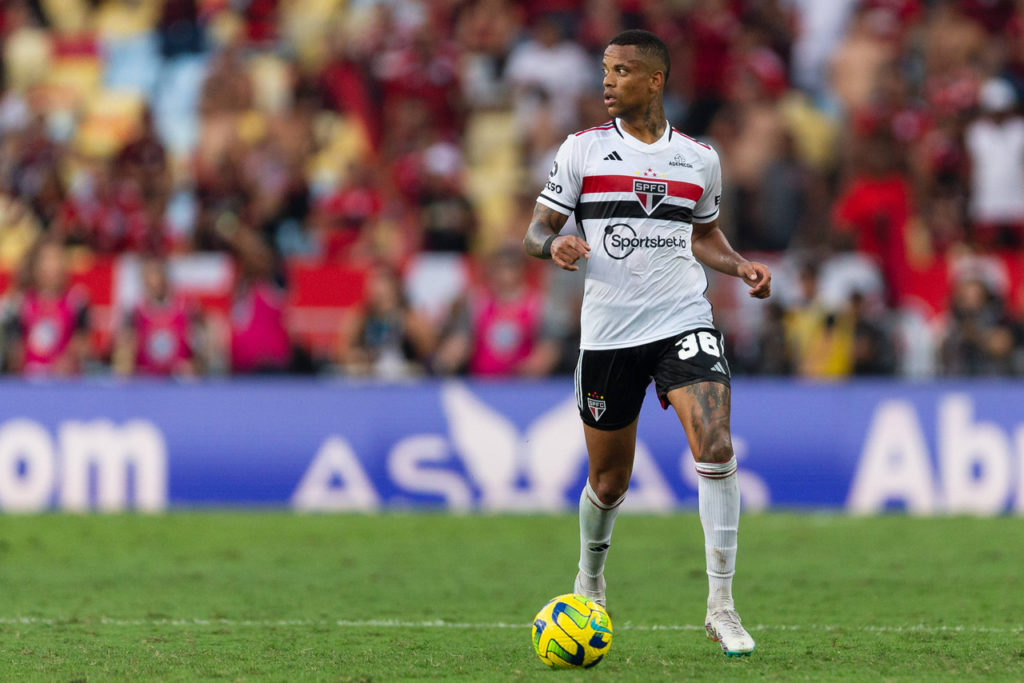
left=697, top=432, right=734, bottom=465
left=591, top=471, right=629, bottom=505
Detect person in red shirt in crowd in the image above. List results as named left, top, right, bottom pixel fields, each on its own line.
left=228, top=229, right=293, bottom=374
left=57, top=162, right=167, bottom=254
left=433, top=244, right=560, bottom=377
left=375, top=23, right=462, bottom=139
left=3, top=236, right=91, bottom=376
left=679, top=0, right=742, bottom=136
left=318, top=35, right=381, bottom=147
left=113, top=254, right=199, bottom=377
left=311, top=161, right=382, bottom=261
left=832, top=131, right=913, bottom=306
left=117, top=107, right=170, bottom=207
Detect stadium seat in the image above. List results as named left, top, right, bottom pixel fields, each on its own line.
left=75, top=90, right=145, bottom=158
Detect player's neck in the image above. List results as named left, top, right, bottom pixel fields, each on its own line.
left=618, top=102, right=667, bottom=144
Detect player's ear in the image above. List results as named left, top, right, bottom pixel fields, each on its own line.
left=649, top=68, right=664, bottom=93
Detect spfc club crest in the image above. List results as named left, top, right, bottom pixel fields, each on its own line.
left=587, top=396, right=607, bottom=421
left=633, top=178, right=667, bottom=214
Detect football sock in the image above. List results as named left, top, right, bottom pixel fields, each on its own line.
left=578, top=480, right=626, bottom=580
left=696, top=456, right=739, bottom=610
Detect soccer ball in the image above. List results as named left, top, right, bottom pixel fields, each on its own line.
left=531, top=593, right=613, bottom=668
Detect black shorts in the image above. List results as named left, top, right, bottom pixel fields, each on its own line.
left=574, top=327, right=730, bottom=431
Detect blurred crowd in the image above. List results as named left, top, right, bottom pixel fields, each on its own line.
left=1, top=0, right=1024, bottom=379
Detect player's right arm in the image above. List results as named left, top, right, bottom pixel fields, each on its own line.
left=524, top=134, right=590, bottom=270
left=523, top=204, right=590, bottom=271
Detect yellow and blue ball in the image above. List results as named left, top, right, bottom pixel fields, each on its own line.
left=531, top=593, right=613, bottom=668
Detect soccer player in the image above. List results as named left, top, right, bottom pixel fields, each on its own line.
left=523, top=30, right=772, bottom=657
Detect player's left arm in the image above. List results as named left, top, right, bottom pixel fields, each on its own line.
left=691, top=218, right=771, bottom=299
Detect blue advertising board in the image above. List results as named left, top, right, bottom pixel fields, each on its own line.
left=0, top=378, right=1021, bottom=514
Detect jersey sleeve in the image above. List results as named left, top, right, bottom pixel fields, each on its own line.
left=536, top=134, right=583, bottom=216
left=692, top=146, right=722, bottom=224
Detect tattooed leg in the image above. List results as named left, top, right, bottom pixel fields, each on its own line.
left=667, top=382, right=743, bottom=618
left=666, top=381, right=733, bottom=464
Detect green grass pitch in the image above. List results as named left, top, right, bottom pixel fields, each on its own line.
left=1, top=513, right=1022, bottom=681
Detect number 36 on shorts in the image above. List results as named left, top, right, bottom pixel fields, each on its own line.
left=675, top=330, right=722, bottom=360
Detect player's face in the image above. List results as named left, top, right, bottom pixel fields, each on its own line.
left=601, top=45, right=660, bottom=120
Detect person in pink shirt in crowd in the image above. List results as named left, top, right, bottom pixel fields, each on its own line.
left=433, top=244, right=560, bottom=377
left=3, top=237, right=91, bottom=376
left=114, top=254, right=199, bottom=377
left=228, top=229, right=293, bottom=374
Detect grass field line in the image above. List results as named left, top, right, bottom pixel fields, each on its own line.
left=1, top=617, right=1022, bottom=634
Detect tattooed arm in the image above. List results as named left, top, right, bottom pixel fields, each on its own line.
left=523, top=203, right=590, bottom=271
left=692, top=218, right=772, bottom=299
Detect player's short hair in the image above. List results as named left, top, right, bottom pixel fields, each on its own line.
left=608, top=30, right=670, bottom=81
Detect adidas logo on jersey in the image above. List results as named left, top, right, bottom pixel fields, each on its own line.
left=711, top=361, right=728, bottom=375
left=603, top=151, right=622, bottom=161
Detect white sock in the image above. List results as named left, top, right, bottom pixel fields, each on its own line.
left=696, top=456, right=739, bottom=610
left=578, top=480, right=625, bottom=581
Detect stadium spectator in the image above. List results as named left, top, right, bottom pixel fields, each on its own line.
left=940, top=275, right=1022, bottom=376
left=317, top=35, right=380, bottom=147
left=311, top=160, right=382, bottom=262
left=748, top=300, right=791, bottom=375
left=454, top=0, right=523, bottom=109
left=117, top=107, right=170, bottom=208
left=227, top=229, right=293, bottom=374
left=788, top=0, right=858, bottom=96
left=717, top=46, right=794, bottom=250
left=964, top=78, right=1024, bottom=249
left=672, top=0, right=742, bottom=136
left=2, top=237, right=91, bottom=376
left=849, top=290, right=896, bottom=376
left=374, top=23, right=463, bottom=140
left=785, top=263, right=852, bottom=378
left=417, top=145, right=475, bottom=254
left=832, top=131, right=914, bottom=307
left=338, top=264, right=436, bottom=378
left=433, top=244, right=560, bottom=377
left=113, top=254, right=200, bottom=377
left=505, top=13, right=593, bottom=134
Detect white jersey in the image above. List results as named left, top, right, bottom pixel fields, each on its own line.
left=537, top=118, right=722, bottom=350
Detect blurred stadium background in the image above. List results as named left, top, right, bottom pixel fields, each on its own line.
left=0, top=0, right=1023, bottom=511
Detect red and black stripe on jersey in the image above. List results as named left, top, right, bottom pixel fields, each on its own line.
left=539, top=194, right=697, bottom=226
left=546, top=173, right=706, bottom=235
left=581, top=174, right=704, bottom=200
left=576, top=200, right=694, bottom=224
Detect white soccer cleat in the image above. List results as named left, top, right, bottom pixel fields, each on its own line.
left=705, top=607, right=755, bottom=657
left=573, top=571, right=606, bottom=608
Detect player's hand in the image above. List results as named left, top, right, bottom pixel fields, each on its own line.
left=551, top=235, right=591, bottom=271
left=738, top=261, right=771, bottom=299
